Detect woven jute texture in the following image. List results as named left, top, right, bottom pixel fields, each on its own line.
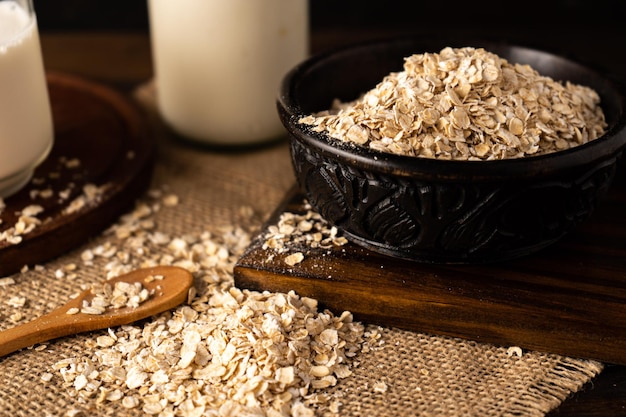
left=0, top=82, right=604, bottom=417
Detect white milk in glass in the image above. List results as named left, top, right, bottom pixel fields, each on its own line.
left=0, top=0, right=53, bottom=198
left=148, top=0, right=308, bottom=146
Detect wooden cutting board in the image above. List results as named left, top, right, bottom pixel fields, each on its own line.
left=234, top=163, right=626, bottom=365
left=0, top=72, right=154, bottom=277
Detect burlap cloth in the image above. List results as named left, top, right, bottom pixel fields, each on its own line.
left=0, top=82, right=604, bottom=417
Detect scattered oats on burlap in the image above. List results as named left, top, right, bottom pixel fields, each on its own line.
left=300, top=46, right=608, bottom=160
left=50, top=189, right=370, bottom=416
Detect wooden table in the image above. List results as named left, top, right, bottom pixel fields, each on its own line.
left=39, top=28, right=626, bottom=417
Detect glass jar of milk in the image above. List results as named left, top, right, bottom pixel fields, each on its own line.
left=0, top=0, right=53, bottom=198
left=148, top=0, right=309, bottom=147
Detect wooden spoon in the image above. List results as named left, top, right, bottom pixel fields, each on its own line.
left=0, top=265, right=193, bottom=357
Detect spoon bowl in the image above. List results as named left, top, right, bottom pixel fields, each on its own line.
left=0, top=265, right=194, bottom=357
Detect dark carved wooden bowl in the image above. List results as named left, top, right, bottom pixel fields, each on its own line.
left=277, top=37, right=626, bottom=264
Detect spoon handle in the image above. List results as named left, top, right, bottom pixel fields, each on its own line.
left=0, top=306, right=82, bottom=357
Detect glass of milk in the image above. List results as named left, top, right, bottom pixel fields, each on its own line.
left=147, top=0, right=309, bottom=147
left=0, top=0, right=54, bottom=198
left=0, top=0, right=53, bottom=198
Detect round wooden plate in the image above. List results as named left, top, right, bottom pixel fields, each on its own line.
left=0, top=72, right=155, bottom=276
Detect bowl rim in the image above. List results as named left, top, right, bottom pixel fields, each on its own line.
left=278, top=37, right=626, bottom=181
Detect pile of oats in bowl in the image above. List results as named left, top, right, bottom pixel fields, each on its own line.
left=300, top=46, right=608, bottom=160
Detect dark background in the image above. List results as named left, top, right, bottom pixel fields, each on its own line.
left=34, top=0, right=624, bottom=32
left=33, top=1, right=626, bottom=83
